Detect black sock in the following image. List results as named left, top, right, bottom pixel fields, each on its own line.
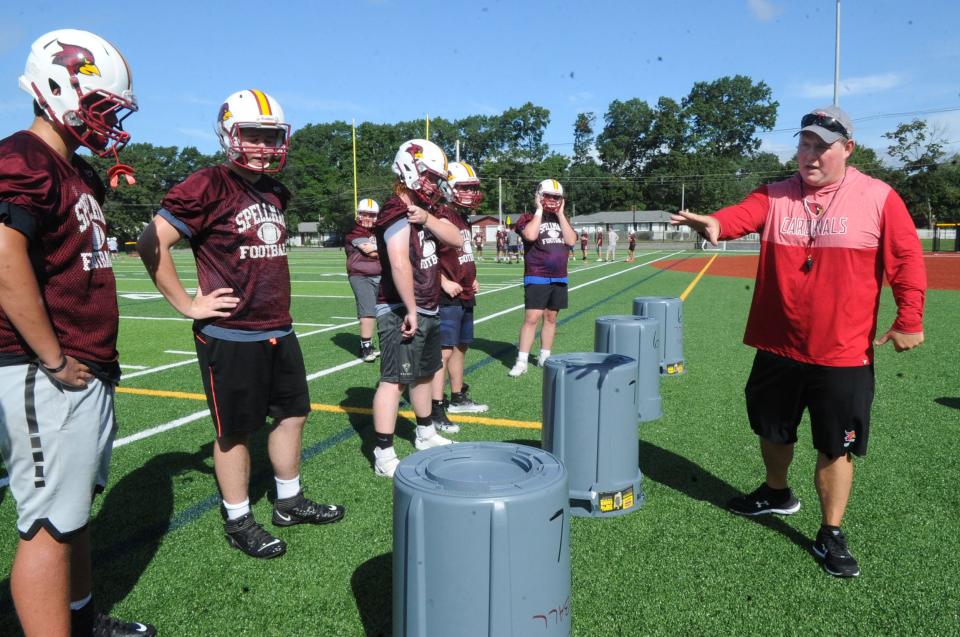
left=70, top=597, right=95, bottom=635
left=766, top=485, right=790, bottom=497
left=431, top=400, right=445, bottom=418
left=374, top=433, right=394, bottom=449
left=361, top=339, right=372, bottom=348
left=821, top=524, right=841, bottom=534
left=416, top=416, right=433, bottom=428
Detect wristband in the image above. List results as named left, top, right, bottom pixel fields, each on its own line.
left=42, top=355, right=67, bottom=374
left=534, top=210, right=543, bottom=217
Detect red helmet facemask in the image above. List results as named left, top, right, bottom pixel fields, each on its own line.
left=412, top=170, right=449, bottom=206
left=541, top=194, right=564, bottom=213
left=453, top=184, right=484, bottom=209
left=357, top=212, right=377, bottom=228
left=226, top=125, right=291, bottom=174
left=51, top=89, right=136, bottom=157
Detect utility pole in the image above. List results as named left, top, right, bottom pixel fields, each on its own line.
left=834, top=0, right=841, bottom=107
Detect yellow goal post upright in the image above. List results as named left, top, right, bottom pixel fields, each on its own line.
left=932, top=222, right=960, bottom=252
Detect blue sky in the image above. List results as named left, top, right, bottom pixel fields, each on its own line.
left=2, top=0, right=958, bottom=164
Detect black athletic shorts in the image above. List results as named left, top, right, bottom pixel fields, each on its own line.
left=377, top=309, right=442, bottom=384
left=745, top=350, right=874, bottom=458
left=524, top=282, right=568, bottom=310
left=194, top=332, right=311, bottom=438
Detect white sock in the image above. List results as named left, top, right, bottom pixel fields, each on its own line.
left=70, top=593, right=92, bottom=611
left=275, top=475, right=301, bottom=500
left=416, top=423, right=437, bottom=439
left=540, top=349, right=551, bottom=360
left=223, top=498, right=250, bottom=521
left=517, top=352, right=529, bottom=363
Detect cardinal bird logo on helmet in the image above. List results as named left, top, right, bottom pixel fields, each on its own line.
left=51, top=41, right=101, bottom=77
left=406, top=143, right=424, bottom=160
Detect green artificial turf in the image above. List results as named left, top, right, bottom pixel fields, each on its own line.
left=0, top=248, right=957, bottom=636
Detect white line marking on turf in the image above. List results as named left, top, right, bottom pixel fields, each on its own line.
left=112, top=410, right=209, bottom=448
left=122, top=358, right=198, bottom=379
left=164, top=350, right=196, bottom=355
left=331, top=316, right=357, bottom=320
left=119, top=364, right=148, bottom=370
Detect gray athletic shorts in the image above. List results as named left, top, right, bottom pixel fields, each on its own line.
left=349, top=275, right=381, bottom=318
left=377, top=309, right=441, bottom=384
left=0, top=364, right=116, bottom=540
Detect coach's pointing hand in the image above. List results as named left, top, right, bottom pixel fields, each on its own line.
left=874, top=329, right=924, bottom=352
left=671, top=210, right=720, bottom=246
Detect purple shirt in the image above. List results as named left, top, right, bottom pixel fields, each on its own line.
left=516, top=212, right=569, bottom=279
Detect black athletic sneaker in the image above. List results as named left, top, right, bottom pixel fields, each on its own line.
left=812, top=526, right=861, bottom=577
left=93, top=612, right=157, bottom=636
left=448, top=383, right=489, bottom=414
left=431, top=399, right=460, bottom=434
left=224, top=512, right=286, bottom=559
left=272, top=491, right=346, bottom=527
left=360, top=343, right=378, bottom=362
left=727, top=483, right=801, bottom=516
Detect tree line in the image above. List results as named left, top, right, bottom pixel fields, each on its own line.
left=88, top=74, right=960, bottom=243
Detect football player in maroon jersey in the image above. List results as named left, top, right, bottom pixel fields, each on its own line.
left=345, top=198, right=383, bottom=362
left=0, top=29, right=155, bottom=636
left=507, top=179, right=578, bottom=377
left=430, top=161, right=489, bottom=423
left=369, top=139, right=463, bottom=477
left=137, top=89, right=344, bottom=560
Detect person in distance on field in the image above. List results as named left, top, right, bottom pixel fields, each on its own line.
left=507, top=179, right=577, bottom=377
left=345, top=198, right=383, bottom=362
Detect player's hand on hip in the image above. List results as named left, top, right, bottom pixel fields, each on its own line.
left=401, top=312, right=417, bottom=339
left=670, top=210, right=720, bottom=245
left=48, top=356, right=92, bottom=389
left=188, top=287, right=239, bottom=319
left=875, top=329, right=924, bottom=352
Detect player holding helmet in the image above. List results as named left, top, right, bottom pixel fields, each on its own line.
left=346, top=198, right=383, bottom=362
left=0, top=29, right=155, bottom=636
left=369, top=139, right=463, bottom=477
left=508, top=179, right=577, bottom=377
left=428, top=161, right=489, bottom=431
left=138, top=89, right=345, bottom=560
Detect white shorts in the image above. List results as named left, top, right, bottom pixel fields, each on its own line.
left=0, top=364, right=116, bottom=540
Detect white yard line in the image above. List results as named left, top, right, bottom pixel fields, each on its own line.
left=119, top=364, right=148, bottom=370
left=122, top=358, right=198, bottom=379
left=112, top=410, right=210, bottom=448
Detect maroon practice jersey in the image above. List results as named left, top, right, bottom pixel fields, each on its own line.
left=516, top=212, right=570, bottom=278
left=0, top=131, right=119, bottom=367
left=160, top=165, right=293, bottom=331
left=344, top=222, right=381, bottom=277
left=374, top=196, right=440, bottom=311
left=436, top=205, right=476, bottom=306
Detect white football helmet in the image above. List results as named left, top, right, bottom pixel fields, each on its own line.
left=447, top=161, right=484, bottom=209
left=392, top=139, right=451, bottom=206
left=216, top=89, right=291, bottom=173
left=536, top=178, right=565, bottom=213
left=357, top=198, right=380, bottom=228
left=19, top=29, right=137, bottom=156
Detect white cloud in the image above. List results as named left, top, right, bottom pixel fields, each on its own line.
left=797, top=73, right=903, bottom=99
left=747, top=0, right=783, bottom=22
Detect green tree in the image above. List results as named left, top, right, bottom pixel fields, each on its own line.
left=682, top=75, right=778, bottom=157
left=884, top=119, right=947, bottom=226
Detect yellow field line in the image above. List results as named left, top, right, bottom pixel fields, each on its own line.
left=679, top=253, right=719, bottom=301
left=116, top=386, right=542, bottom=430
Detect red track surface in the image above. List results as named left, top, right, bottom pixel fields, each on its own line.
left=654, top=254, right=960, bottom=290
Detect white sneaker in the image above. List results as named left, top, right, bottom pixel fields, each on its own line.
left=415, top=428, right=454, bottom=450
left=373, top=446, right=400, bottom=478
left=508, top=360, right=529, bottom=377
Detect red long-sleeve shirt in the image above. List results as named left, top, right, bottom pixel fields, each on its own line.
left=713, top=167, right=925, bottom=367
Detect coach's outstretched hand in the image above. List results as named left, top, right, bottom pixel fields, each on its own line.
left=671, top=210, right=720, bottom=246
left=875, top=328, right=924, bottom=352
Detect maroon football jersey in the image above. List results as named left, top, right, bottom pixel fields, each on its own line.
left=161, top=165, right=293, bottom=331
left=344, top=222, right=381, bottom=277
left=374, top=196, right=440, bottom=312
left=0, top=131, right=119, bottom=366
left=516, top=212, right=570, bottom=278
left=436, top=205, right=477, bottom=306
